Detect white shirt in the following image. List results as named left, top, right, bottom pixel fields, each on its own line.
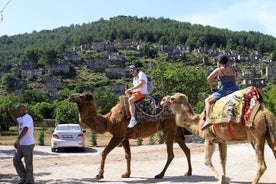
left=17, top=114, right=35, bottom=145
left=133, top=71, right=148, bottom=95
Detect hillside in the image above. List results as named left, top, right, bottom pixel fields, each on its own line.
left=0, top=16, right=275, bottom=61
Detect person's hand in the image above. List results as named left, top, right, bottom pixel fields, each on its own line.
left=8, top=105, right=13, bottom=112
left=125, top=88, right=133, bottom=94
left=14, top=139, right=19, bottom=149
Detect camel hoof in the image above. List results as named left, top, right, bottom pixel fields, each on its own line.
left=96, top=174, right=103, bottom=180
left=121, top=173, right=130, bottom=178
left=154, top=174, right=164, bottom=179
left=184, top=171, right=192, bottom=176
left=218, top=175, right=229, bottom=184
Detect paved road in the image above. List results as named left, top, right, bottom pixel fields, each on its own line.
left=0, top=143, right=275, bottom=184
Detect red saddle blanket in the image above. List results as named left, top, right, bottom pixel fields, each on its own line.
left=210, top=86, right=262, bottom=127
left=120, top=94, right=174, bottom=123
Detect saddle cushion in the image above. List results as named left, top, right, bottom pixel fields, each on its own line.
left=120, top=94, right=174, bottom=123
left=210, top=86, right=261, bottom=127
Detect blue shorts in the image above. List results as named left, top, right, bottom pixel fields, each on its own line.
left=213, top=84, right=239, bottom=99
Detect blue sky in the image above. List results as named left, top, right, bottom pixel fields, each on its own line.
left=0, top=0, right=276, bottom=37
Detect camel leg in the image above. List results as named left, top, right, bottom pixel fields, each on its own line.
left=96, top=136, right=122, bottom=179
left=218, top=142, right=228, bottom=184
left=204, top=139, right=222, bottom=180
left=175, top=127, right=192, bottom=176
left=252, top=142, right=267, bottom=184
left=121, top=139, right=131, bottom=178
left=266, top=135, right=276, bottom=158
left=265, top=111, right=276, bottom=158
left=155, top=139, right=174, bottom=179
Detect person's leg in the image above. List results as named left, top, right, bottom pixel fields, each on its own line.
left=13, top=146, right=27, bottom=183
left=129, top=96, right=136, bottom=119
left=127, top=95, right=137, bottom=128
left=22, top=144, right=35, bottom=184
left=127, top=92, right=146, bottom=128
left=202, top=96, right=216, bottom=130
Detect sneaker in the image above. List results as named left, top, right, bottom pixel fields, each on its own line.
left=201, top=120, right=211, bottom=130
left=127, top=119, right=137, bottom=128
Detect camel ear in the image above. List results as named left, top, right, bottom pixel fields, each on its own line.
left=85, top=93, right=94, bottom=101
left=181, top=95, right=194, bottom=114
left=179, top=94, right=188, bottom=103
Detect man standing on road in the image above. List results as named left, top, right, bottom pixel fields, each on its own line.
left=8, top=104, right=35, bottom=184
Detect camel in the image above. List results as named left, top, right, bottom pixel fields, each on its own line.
left=68, top=92, right=192, bottom=179
left=160, top=92, right=276, bottom=184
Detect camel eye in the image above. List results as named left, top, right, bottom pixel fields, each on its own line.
left=171, top=97, right=175, bottom=102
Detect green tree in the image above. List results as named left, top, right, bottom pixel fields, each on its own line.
left=32, top=102, right=54, bottom=120
left=75, top=82, right=94, bottom=93
left=54, top=100, right=78, bottom=124
left=263, top=87, right=276, bottom=116
left=93, top=87, right=119, bottom=114
left=146, top=61, right=208, bottom=110
left=18, top=90, right=48, bottom=104
left=1, top=73, right=18, bottom=91
left=0, top=94, right=19, bottom=130
left=58, top=88, right=76, bottom=101
left=23, top=49, right=41, bottom=63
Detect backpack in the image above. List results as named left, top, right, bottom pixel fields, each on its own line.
left=147, top=76, right=154, bottom=92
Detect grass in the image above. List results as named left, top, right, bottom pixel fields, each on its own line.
left=0, top=126, right=159, bottom=147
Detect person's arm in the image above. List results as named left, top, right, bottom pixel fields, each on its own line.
left=7, top=106, right=18, bottom=124
left=14, top=127, right=29, bottom=149
left=131, top=80, right=145, bottom=92
left=231, top=67, right=238, bottom=82
left=207, top=68, right=219, bottom=91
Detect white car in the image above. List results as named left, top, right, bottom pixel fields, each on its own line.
left=51, top=124, right=86, bottom=152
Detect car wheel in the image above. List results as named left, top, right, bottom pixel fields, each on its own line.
left=80, top=147, right=85, bottom=152
left=51, top=148, right=56, bottom=152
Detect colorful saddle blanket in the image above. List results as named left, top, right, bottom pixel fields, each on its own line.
left=210, top=86, right=262, bottom=127
left=120, top=94, right=174, bottom=123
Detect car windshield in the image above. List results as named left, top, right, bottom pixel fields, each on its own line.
left=56, top=125, right=80, bottom=131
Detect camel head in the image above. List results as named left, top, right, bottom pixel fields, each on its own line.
left=160, top=95, right=172, bottom=107
left=68, top=92, right=97, bottom=114
left=69, top=92, right=94, bottom=103
left=161, top=93, right=194, bottom=115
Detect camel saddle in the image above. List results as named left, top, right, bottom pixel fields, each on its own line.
left=120, top=94, right=174, bottom=123
left=209, top=86, right=262, bottom=127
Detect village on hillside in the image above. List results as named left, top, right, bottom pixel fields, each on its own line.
left=1, top=41, right=275, bottom=100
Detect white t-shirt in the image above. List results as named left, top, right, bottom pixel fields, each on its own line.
left=133, top=71, right=148, bottom=95
left=17, top=114, right=35, bottom=145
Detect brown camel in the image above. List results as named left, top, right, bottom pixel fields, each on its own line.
left=161, top=93, right=276, bottom=184
left=68, top=92, right=192, bottom=179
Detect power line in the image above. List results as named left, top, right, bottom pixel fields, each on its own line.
left=0, top=0, right=12, bottom=21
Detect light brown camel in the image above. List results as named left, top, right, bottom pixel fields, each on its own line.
left=161, top=93, right=276, bottom=184
left=68, top=92, right=192, bottom=179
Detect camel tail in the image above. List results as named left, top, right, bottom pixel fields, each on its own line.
left=264, top=108, right=276, bottom=158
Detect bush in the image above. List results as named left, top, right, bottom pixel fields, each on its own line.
left=91, top=131, right=97, bottom=146
left=38, top=123, right=47, bottom=146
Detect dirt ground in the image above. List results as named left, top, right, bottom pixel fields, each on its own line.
left=1, top=143, right=276, bottom=184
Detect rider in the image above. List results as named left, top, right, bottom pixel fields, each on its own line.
left=125, top=65, right=148, bottom=128
left=202, top=54, right=239, bottom=130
